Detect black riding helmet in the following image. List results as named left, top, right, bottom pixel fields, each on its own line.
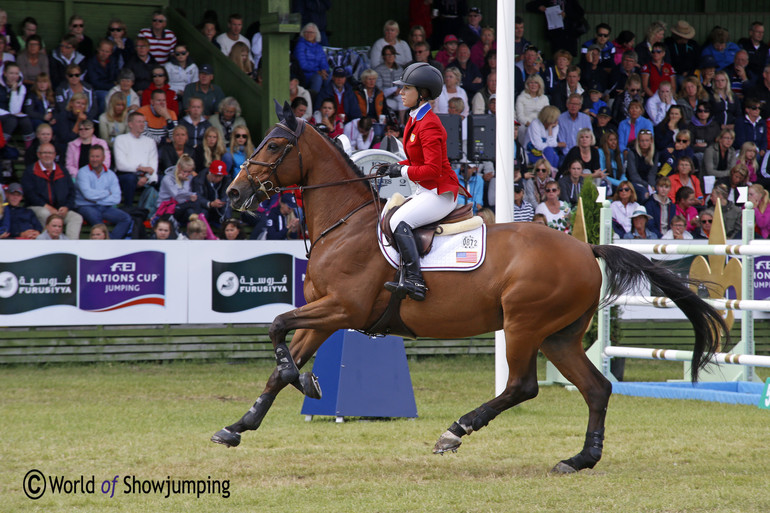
left=393, top=62, right=444, bottom=105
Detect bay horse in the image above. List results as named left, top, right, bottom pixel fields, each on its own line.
left=213, top=103, right=726, bottom=473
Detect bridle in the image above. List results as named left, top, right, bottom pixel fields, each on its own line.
left=238, top=119, right=387, bottom=256
left=238, top=121, right=305, bottom=207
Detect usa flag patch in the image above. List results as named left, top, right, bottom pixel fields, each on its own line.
left=455, top=251, right=478, bottom=263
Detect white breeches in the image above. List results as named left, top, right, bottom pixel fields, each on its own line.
left=389, top=186, right=457, bottom=231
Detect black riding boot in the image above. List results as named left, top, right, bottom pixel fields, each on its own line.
left=384, top=221, right=427, bottom=301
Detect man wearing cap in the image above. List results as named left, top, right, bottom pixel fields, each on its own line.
left=315, top=67, right=362, bottom=123
left=738, top=21, right=769, bottom=78
left=22, top=142, right=83, bottom=239
left=182, top=64, right=225, bottom=117
left=459, top=7, right=483, bottom=49
left=581, top=23, right=615, bottom=69
left=592, top=105, right=617, bottom=143
left=4, top=183, right=42, bottom=239
left=216, top=14, right=251, bottom=60
left=664, top=21, right=699, bottom=80
left=435, top=35, right=460, bottom=69
left=264, top=193, right=301, bottom=240
left=193, top=159, right=231, bottom=226
left=74, top=145, right=133, bottom=239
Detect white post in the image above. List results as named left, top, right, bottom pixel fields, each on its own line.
left=494, top=0, right=516, bottom=395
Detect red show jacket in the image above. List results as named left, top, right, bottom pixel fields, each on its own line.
left=400, top=105, right=461, bottom=198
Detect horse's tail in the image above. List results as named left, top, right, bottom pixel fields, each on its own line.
left=591, top=244, right=727, bottom=382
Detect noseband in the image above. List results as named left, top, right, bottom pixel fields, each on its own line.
left=240, top=120, right=305, bottom=204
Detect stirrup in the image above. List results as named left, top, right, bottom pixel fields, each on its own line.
left=385, top=277, right=427, bottom=301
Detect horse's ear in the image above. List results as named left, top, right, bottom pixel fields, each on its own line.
left=274, top=99, right=284, bottom=122
left=283, top=101, right=298, bottom=131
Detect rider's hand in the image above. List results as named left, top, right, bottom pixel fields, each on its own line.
left=386, top=164, right=403, bottom=178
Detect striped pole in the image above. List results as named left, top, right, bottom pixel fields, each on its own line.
left=612, top=295, right=770, bottom=312
left=603, top=346, right=770, bottom=368
left=612, top=242, right=770, bottom=256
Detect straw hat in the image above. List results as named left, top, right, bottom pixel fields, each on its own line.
left=671, top=20, right=695, bottom=40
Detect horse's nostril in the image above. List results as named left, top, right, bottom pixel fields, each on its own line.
left=228, top=188, right=240, bottom=201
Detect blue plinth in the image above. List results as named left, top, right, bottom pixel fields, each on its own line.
left=612, top=381, right=765, bottom=406
left=301, top=330, right=418, bottom=418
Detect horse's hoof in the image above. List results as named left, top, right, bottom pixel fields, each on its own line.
left=432, top=430, right=462, bottom=454
left=550, top=461, right=578, bottom=474
left=211, top=428, right=241, bottom=448
left=300, top=372, right=322, bottom=399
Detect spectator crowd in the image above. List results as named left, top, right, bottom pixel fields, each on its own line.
left=1, top=3, right=767, bottom=241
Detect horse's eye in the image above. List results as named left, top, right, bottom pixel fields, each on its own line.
left=268, top=143, right=278, bottom=151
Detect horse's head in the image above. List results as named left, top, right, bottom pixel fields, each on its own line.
left=227, top=101, right=306, bottom=211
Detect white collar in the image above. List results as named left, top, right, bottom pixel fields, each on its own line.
left=410, top=102, right=431, bottom=121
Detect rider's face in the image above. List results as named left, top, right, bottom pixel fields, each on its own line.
left=400, top=84, right=419, bottom=108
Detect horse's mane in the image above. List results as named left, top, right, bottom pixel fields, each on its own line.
left=306, top=122, right=366, bottom=179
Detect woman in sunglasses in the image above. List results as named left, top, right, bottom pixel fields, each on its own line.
left=105, top=18, right=134, bottom=68
left=54, top=63, right=97, bottom=120
left=659, top=128, right=696, bottom=177
left=530, top=158, right=554, bottom=204
left=534, top=180, right=571, bottom=233
left=165, top=44, right=198, bottom=102
left=68, top=15, right=94, bottom=60
left=687, top=101, right=720, bottom=156
left=227, top=126, right=255, bottom=174
left=691, top=208, right=714, bottom=239
left=610, top=180, right=640, bottom=237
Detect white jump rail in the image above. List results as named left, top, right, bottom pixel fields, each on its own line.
left=603, top=346, right=770, bottom=368
left=614, top=295, right=770, bottom=312
left=595, top=201, right=762, bottom=384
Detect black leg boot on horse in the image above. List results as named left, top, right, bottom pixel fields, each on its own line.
left=384, top=221, right=427, bottom=301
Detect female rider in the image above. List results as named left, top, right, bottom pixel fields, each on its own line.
left=379, top=62, right=462, bottom=301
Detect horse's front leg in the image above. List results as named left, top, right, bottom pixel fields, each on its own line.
left=211, top=327, right=334, bottom=447
left=269, top=295, right=358, bottom=384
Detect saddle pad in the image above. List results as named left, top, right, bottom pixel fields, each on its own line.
left=377, top=221, right=486, bottom=271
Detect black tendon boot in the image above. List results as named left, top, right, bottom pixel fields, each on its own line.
left=384, top=221, right=427, bottom=301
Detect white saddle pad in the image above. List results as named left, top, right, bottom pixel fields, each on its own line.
left=377, top=194, right=487, bottom=272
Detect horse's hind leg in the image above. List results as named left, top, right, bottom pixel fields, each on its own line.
left=540, top=310, right=613, bottom=474
left=433, top=320, right=541, bottom=455
left=211, top=328, right=334, bottom=447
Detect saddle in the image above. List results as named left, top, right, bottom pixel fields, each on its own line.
left=380, top=197, right=474, bottom=256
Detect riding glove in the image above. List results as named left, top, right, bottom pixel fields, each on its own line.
left=386, top=164, right=403, bottom=178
